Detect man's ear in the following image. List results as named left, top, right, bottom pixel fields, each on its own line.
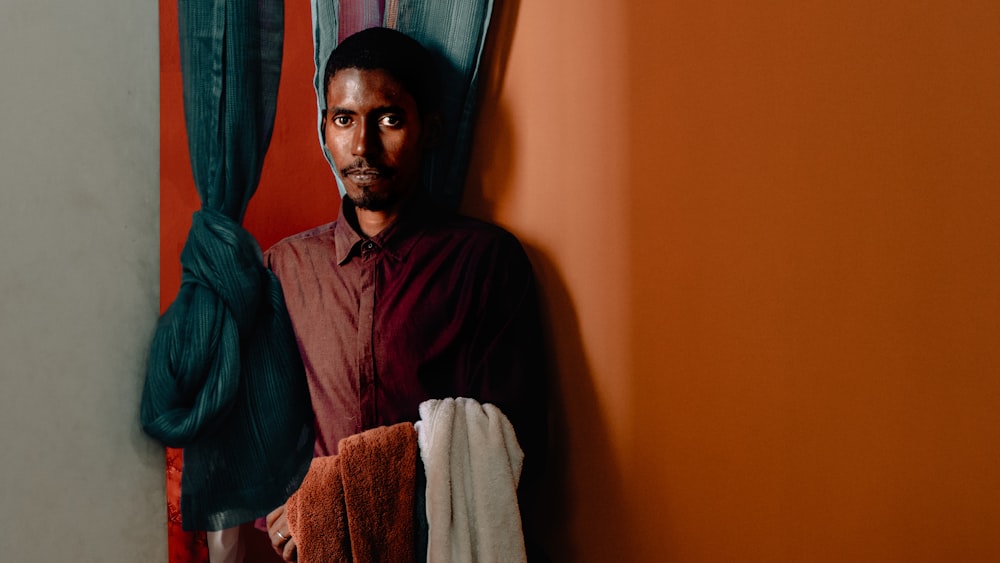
left=320, top=109, right=328, bottom=138
left=421, top=112, right=444, bottom=149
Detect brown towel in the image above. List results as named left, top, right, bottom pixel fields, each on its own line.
left=286, top=423, right=418, bottom=563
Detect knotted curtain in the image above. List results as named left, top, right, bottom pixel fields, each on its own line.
left=141, top=0, right=314, bottom=531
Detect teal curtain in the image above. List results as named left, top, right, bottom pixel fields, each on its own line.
left=141, top=0, right=314, bottom=531
left=311, top=0, right=496, bottom=210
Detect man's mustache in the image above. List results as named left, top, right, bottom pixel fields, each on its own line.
left=341, top=158, right=394, bottom=177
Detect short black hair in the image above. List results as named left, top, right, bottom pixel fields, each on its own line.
left=324, top=27, right=442, bottom=117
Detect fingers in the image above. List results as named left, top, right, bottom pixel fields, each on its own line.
left=265, top=504, right=285, bottom=529
left=282, top=536, right=298, bottom=562
left=267, top=503, right=296, bottom=560
left=270, top=528, right=291, bottom=554
left=267, top=507, right=293, bottom=556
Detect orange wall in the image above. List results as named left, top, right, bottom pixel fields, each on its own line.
left=477, top=1, right=1000, bottom=561
left=163, top=1, right=1000, bottom=561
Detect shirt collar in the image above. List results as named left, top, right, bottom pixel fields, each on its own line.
left=332, top=194, right=440, bottom=265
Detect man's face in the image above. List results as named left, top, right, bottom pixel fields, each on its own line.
left=324, top=68, right=425, bottom=212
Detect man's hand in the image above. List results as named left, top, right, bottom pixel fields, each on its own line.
left=266, top=504, right=297, bottom=562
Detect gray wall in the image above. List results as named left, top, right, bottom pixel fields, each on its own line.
left=0, top=1, right=165, bottom=561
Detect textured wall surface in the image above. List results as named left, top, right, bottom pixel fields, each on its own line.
left=0, top=1, right=165, bottom=561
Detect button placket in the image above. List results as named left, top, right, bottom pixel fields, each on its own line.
left=356, top=241, right=378, bottom=428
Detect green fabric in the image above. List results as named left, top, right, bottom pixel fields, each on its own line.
left=310, top=0, right=495, bottom=210
left=141, top=0, right=314, bottom=531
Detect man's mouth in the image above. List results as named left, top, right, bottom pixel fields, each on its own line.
left=343, top=166, right=392, bottom=187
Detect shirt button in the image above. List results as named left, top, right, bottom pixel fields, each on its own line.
left=364, top=241, right=375, bottom=250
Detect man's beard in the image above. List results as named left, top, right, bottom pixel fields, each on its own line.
left=341, top=158, right=398, bottom=211
left=348, top=187, right=395, bottom=211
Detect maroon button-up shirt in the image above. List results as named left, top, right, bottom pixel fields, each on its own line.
left=265, top=197, right=546, bottom=480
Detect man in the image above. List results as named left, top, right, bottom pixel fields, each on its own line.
left=263, top=27, right=547, bottom=561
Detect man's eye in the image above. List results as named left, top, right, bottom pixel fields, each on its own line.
left=380, top=115, right=402, bottom=128
left=333, top=115, right=352, bottom=127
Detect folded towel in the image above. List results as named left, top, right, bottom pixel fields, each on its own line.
left=286, top=422, right=417, bottom=563
left=341, top=423, right=418, bottom=560
left=416, top=398, right=527, bottom=562
left=284, top=452, right=351, bottom=562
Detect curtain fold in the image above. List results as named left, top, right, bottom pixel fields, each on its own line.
left=142, top=0, right=314, bottom=532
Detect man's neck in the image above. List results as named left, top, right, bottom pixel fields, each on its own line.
left=349, top=191, right=421, bottom=238
left=355, top=207, right=399, bottom=238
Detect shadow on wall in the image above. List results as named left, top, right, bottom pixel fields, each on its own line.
left=467, top=95, right=631, bottom=561
left=528, top=247, right=632, bottom=562
left=462, top=0, right=517, bottom=217
left=464, top=3, right=631, bottom=560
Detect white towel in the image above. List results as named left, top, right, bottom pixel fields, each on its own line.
left=416, top=398, right=527, bottom=563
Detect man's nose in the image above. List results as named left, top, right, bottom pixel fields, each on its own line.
left=352, top=120, right=382, bottom=156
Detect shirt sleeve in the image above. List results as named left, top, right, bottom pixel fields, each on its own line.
left=464, top=231, right=549, bottom=496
